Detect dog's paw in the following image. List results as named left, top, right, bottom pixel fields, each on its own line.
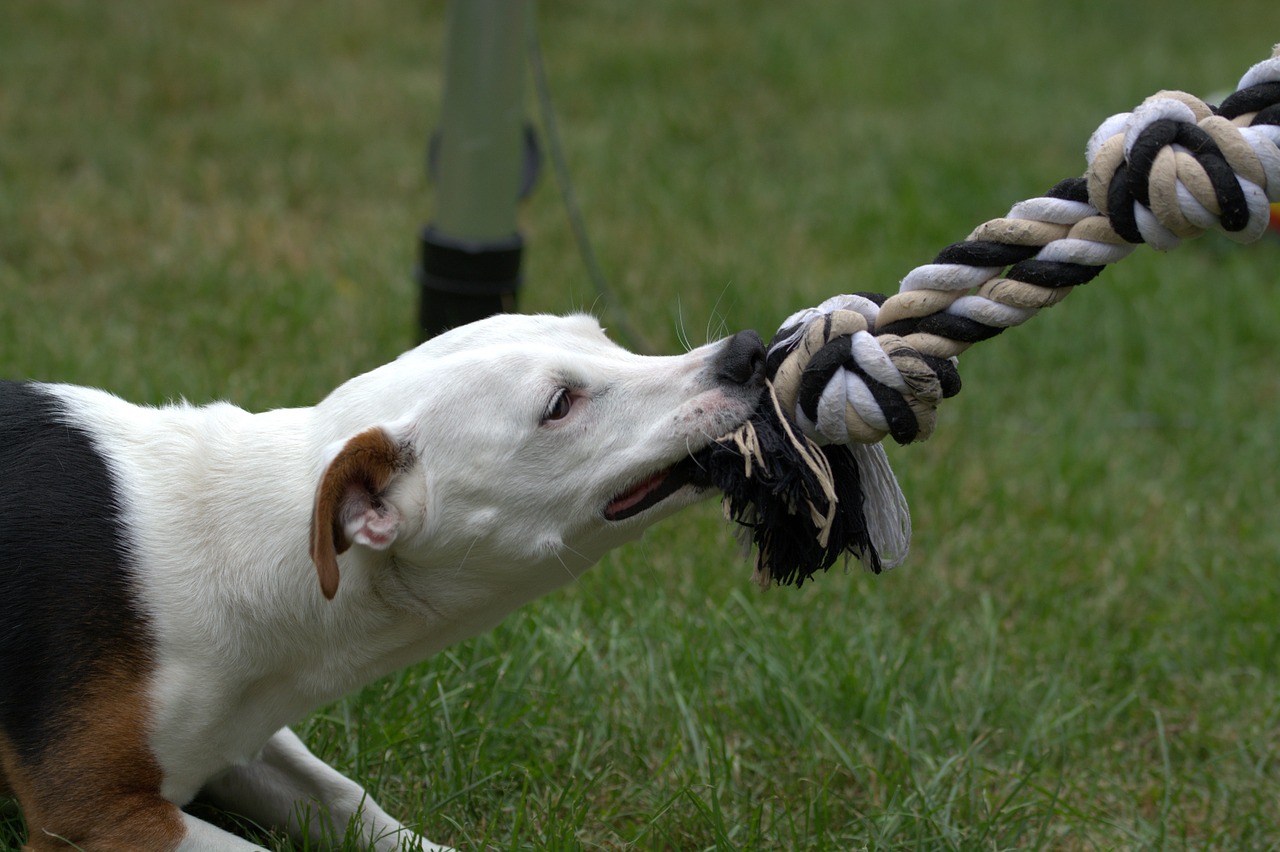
left=374, top=829, right=456, bottom=852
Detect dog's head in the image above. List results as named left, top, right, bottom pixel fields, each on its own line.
left=308, top=313, right=764, bottom=608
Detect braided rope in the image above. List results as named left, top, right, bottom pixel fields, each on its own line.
left=769, top=48, right=1280, bottom=450
left=705, top=48, right=1280, bottom=586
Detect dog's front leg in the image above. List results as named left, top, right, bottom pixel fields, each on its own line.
left=199, top=727, right=451, bottom=852
left=177, top=812, right=272, bottom=850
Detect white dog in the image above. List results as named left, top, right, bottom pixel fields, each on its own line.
left=0, top=312, right=765, bottom=851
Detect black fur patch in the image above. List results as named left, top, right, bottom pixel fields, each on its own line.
left=0, top=381, right=153, bottom=763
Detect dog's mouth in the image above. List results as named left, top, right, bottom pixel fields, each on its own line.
left=603, top=458, right=709, bottom=522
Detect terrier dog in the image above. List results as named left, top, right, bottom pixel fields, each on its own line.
left=0, top=313, right=765, bottom=850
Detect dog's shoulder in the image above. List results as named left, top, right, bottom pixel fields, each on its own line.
left=0, top=380, right=156, bottom=761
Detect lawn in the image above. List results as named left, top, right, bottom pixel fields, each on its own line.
left=2, top=2, right=1279, bottom=849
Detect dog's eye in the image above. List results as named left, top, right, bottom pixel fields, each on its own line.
left=543, top=388, right=573, bottom=422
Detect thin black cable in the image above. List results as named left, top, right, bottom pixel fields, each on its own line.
left=527, top=20, right=656, bottom=355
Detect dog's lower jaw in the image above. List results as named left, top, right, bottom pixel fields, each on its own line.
left=602, top=385, right=763, bottom=525
left=603, top=460, right=698, bottom=522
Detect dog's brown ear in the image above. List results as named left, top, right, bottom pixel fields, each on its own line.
left=310, top=426, right=412, bottom=600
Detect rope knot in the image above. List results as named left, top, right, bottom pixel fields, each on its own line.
left=1085, top=53, right=1280, bottom=250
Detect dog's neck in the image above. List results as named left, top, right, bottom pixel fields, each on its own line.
left=121, top=397, right=592, bottom=800
left=136, top=397, right=603, bottom=721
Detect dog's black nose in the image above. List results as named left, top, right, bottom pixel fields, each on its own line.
left=715, top=330, right=766, bottom=388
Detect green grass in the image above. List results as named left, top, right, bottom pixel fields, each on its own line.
left=3, top=1, right=1280, bottom=849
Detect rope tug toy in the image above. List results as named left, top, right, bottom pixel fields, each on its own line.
left=694, top=46, right=1280, bottom=589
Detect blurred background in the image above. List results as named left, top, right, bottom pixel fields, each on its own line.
left=2, top=2, right=1279, bottom=849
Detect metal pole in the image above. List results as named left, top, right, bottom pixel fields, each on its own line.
left=417, top=0, right=534, bottom=340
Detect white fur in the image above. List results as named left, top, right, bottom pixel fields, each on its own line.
left=48, top=313, right=759, bottom=850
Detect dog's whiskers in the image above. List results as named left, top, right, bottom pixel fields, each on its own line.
left=703, top=285, right=734, bottom=346
left=549, top=547, right=581, bottom=585
left=451, top=535, right=483, bottom=581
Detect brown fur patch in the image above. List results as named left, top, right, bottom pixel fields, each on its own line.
left=0, top=663, right=185, bottom=851
left=310, top=426, right=409, bottom=600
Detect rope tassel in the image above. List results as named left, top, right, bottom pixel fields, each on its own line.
left=691, top=388, right=914, bottom=589
left=702, top=46, right=1280, bottom=588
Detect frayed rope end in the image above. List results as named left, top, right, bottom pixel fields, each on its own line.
left=692, top=380, right=911, bottom=589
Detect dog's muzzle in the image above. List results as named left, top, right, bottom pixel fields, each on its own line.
left=603, top=331, right=766, bottom=522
